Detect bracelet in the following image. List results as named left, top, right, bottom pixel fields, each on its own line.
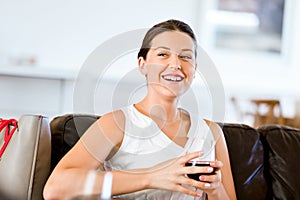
left=101, top=172, right=113, bottom=199
left=83, top=170, right=97, bottom=195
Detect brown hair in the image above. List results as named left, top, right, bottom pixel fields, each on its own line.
left=137, top=19, right=198, bottom=59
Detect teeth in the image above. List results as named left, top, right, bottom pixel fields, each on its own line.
left=162, top=75, right=183, bottom=82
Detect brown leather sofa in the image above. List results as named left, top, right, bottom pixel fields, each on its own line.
left=50, top=114, right=300, bottom=200
left=1, top=114, right=299, bottom=199
left=219, top=123, right=300, bottom=200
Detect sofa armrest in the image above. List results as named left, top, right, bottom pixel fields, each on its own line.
left=218, top=123, right=269, bottom=200
left=258, top=125, right=300, bottom=199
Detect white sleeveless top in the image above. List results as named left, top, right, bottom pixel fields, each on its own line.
left=104, top=105, right=215, bottom=200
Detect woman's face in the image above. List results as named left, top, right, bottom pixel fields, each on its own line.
left=138, top=30, right=197, bottom=98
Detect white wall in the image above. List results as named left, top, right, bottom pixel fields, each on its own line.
left=0, top=0, right=199, bottom=69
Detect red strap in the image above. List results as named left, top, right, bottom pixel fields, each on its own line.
left=0, top=119, right=18, bottom=158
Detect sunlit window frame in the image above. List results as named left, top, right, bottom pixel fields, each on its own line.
left=198, top=0, right=294, bottom=68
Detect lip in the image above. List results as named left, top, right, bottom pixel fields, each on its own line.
left=161, top=74, right=184, bottom=82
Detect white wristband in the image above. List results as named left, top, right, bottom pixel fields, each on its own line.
left=101, top=172, right=113, bottom=200
left=83, top=170, right=97, bottom=195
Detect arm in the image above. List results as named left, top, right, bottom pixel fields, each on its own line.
left=43, top=140, right=152, bottom=199
left=203, top=120, right=237, bottom=200
left=44, top=110, right=153, bottom=199
left=43, top=111, right=210, bottom=200
left=43, top=110, right=125, bottom=199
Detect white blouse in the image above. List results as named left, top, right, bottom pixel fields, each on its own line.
left=104, top=105, right=216, bottom=200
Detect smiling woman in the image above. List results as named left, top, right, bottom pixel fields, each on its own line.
left=43, top=19, right=236, bottom=200
left=138, top=31, right=196, bottom=98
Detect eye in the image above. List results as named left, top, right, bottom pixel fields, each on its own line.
left=158, top=53, right=167, bottom=57
left=157, top=51, right=170, bottom=57
left=179, top=55, right=192, bottom=60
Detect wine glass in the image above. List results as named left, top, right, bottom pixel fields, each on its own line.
left=187, top=129, right=220, bottom=161
left=185, top=129, right=220, bottom=199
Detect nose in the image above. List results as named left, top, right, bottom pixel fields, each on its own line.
left=169, top=54, right=181, bottom=70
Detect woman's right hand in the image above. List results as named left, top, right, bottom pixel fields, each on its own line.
left=145, top=151, right=213, bottom=198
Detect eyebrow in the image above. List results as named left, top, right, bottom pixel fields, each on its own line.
left=153, top=46, right=170, bottom=50
left=153, top=46, right=194, bottom=52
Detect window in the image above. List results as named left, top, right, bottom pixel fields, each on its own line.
left=211, top=0, right=285, bottom=54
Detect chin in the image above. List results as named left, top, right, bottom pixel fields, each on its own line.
left=159, top=87, right=186, bottom=98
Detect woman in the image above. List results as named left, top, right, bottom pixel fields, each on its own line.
left=44, top=19, right=236, bottom=200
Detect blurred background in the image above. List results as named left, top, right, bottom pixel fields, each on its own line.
left=1, top=0, right=299, bottom=128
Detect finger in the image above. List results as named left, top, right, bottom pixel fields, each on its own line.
left=173, top=184, right=203, bottom=198
left=186, top=179, right=215, bottom=191
left=210, top=160, right=223, bottom=170
left=180, top=151, right=203, bottom=163
left=179, top=175, right=217, bottom=196
left=182, top=166, right=215, bottom=176
left=174, top=177, right=203, bottom=197
left=199, top=173, right=221, bottom=183
left=199, top=180, right=221, bottom=191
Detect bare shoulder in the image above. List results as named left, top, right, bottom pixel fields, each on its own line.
left=98, top=110, right=125, bottom=128
left=204, top=120, right=237, bottom=199
left=203, top=119, right=221, bottom=130
left=97, top=110, right=126, bottom=143
left=203, top=119, right=229, bottom=159
left=203, top=119, right=223, bottom=141
left=204, top=119, right=230, bottom=166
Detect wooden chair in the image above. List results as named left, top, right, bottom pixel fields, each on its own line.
left=251, top=99, right=284, bottom=128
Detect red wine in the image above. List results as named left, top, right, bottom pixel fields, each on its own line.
left=185, top=161, right=215, bottom=180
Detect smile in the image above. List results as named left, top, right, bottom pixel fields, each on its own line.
left=162, top=74, right=184, bottom=82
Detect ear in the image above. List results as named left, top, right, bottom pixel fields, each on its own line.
left=195, top=63, right=198, bottom=70
left=194, top=63, right=198, bottom=78
left=138, top=57, right=147, bottom=76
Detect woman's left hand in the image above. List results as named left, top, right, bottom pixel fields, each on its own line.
left=196, top=160, right=223, bottom=195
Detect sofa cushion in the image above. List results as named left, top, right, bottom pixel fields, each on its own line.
left=219, top=123, right=269, bottom=200
left=50, top=114, right=100, bottom=171
left=258, top=125, right=300, bottom=200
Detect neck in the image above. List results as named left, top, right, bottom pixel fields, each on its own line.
left=135, top=97, right=180, bottom=123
